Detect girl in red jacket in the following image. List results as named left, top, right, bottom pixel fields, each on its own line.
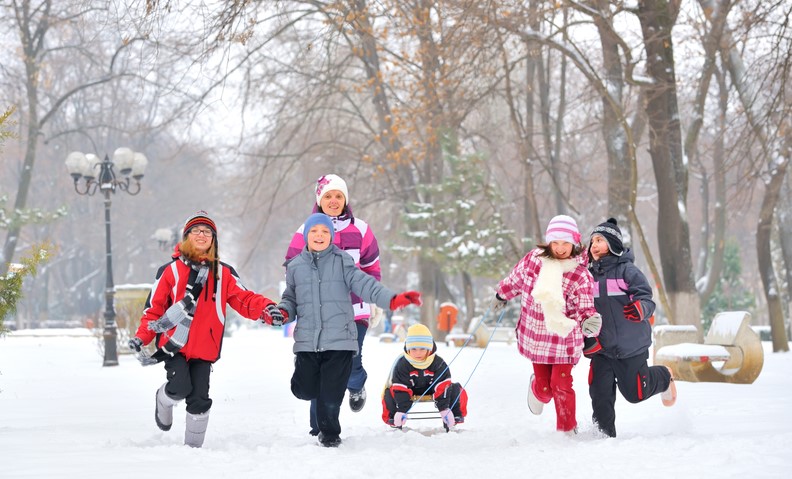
left=491, top=215, right=602, bottom=434
left=129, top=211, right=282, bottom=448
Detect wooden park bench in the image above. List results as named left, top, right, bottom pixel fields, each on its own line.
left=653, top=311, right=764, bottom=384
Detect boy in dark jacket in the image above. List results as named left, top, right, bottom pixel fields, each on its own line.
left=270, top=213, right=421, bottom=447
left=381, top=324, right=468, bottom=430
left=586, top=218, right=677, bottom=438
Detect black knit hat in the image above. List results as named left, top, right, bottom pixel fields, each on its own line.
left=590, top=218, right=624, bottom=256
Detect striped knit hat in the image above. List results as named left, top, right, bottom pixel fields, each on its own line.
left=182, top=210, right=217, bottom=238
left=404, top=324, right=435, bottom=351
left=545, top=215, right=581, bottom=244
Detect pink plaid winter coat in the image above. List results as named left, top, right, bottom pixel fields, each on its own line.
left=496, top=248, right=597, bottom=365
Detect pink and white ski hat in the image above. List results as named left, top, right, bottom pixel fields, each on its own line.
left=315, top=174, right=349, bottom=206
left=545, top=215, right=581, bottom=244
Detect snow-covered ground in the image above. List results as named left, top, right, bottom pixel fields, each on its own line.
left=1, top=326, right=790, bottom=478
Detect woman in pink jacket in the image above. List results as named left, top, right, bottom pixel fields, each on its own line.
left=491, top=215, right=602, bottom=434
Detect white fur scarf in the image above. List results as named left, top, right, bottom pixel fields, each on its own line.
left=531, top=256, right=578, bottom=337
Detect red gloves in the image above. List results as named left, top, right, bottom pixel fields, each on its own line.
left=623, top=300, right=643, bottom=322
left=390, top=291, right=422, bottom=310
left=261, top=304, right=288, bottom=326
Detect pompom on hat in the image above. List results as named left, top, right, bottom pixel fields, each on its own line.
left=315, top=174, right=349, bottom=206
left=590, top=217, right=625, bottom=256
left=544, top=215, right=581, bottom=244
left=302, top=213, right=335, bottom=244
left=404, top=324, right=435, bottom=352
left=183, top=210, right=217, bottom=238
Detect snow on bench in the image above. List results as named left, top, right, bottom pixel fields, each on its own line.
left=654, top=343, right=731, bottom=363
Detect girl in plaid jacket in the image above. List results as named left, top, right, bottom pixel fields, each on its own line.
left=491, top=215, right=602, bottom=433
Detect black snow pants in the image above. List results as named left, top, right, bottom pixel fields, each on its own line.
left=588, top=350, right=672, bottom=437
left=291, top=350, right=353, bottom=440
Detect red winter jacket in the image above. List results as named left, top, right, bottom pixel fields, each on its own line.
left=135, top=254, right=274, bottom=362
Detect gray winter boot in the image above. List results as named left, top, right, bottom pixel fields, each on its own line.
left=155, top=384, right=179, bottom=431
left=184, top=410, right=210, bottom=448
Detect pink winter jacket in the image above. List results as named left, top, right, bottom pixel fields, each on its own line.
left=496, top=248, right=597, bottom=365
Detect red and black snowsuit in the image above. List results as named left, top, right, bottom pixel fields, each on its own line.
left=381, top=353, right=468, bottom=424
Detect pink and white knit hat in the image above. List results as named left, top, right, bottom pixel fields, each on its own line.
left=545, top=215, right=581, bottom=244
left=315, top=174, right=349, bottom=206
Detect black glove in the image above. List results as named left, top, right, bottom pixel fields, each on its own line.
left=128, top=337, right=143, bottom=352
left=583, top=337, right=602, bottom=357
left=263, top=304, right=286, bottom=326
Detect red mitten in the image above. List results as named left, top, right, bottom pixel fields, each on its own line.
left=390, top=291, right=422, bottom=310
left=623, top=300, right=643, bottom=322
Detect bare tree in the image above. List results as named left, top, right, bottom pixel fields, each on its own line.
left=0, top=0, right=141, bottom=275
left=705, top=0, right=791, bottom=350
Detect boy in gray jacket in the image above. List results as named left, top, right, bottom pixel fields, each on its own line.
left=270, top=213, right=421, bottom=447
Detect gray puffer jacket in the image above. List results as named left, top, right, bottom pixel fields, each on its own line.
left=279, top=245, right=396, bottom=354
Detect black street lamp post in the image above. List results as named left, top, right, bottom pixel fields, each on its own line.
left=65, top=148, right=147, bottom=366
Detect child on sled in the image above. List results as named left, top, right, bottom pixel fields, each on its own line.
left=381, top=324, right=468, bottom=430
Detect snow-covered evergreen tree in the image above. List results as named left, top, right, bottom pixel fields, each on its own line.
left=396, top=135, right=515, bottom=282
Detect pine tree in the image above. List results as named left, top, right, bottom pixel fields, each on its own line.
left=397, top=135, right=515, bottom=280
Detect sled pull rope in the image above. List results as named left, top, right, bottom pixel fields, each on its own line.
left=449, top=308, right=506, bottom=411
left=406, top=306, right=506, bottom=413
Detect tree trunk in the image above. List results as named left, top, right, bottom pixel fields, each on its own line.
left=419, top=257, right=439, bottom=337
left=1, top=0, right=48, bottom=275
left=756, top=157, right=790, bottom=352
left=522, top=0, right=543, bottom=243
left=538, top=12, right=567, bottom=215
left=637, top=0, right=700, bottom=327
left=778, top=176, right=792, bottom=313
left=691, top=0, right=730, bottom=306
left=348, top=0, right=414, bottom=193
left=777, top=177, right=792, bottom=338
left=697, top=68, right=728, bottom=305
left=593, top=0, right=631, bottom=219
left=461, top=271, right=475, bottom=333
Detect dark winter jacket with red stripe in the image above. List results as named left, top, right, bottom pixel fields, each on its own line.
left=588, top=249, right=656, bottom=359
left=387, top=355, right=454, bottom=411
left=136, top=252, right=274, bottom=363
